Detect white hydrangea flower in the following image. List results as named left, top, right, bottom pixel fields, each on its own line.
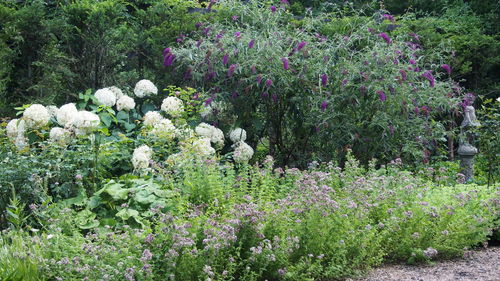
left=116, top=96, right=136, bottom=111
left=149, top=118, right=176, bottom=139
left=195, top=122, right=224, bottom=149
left=107, top=86, right=124, bottom=99
left=46, top=106, right=59, bottom=118
left=233, top=141, right=254, bottom=163
left=143, top=111, right=164, bottom=126
left=94, top=88, right=117, bottom=107
left=49, top=127, right=70, bottom=144
left=175, top=126, right=195, bottom=140
left=191, top=137, right=216, bottom=156
left=23, top=104, right=50, bottom=129
left=161, top=96, right=184, bottom=117
left=6, top=119, right=24, bottom=140
left=229, top=128, right=247, bottom=143
left=67, top=111, right=100, bottom=136
left=134, top=79, right=158, bottom=98
left=14, top=134, right=29, bottom=151
left=132, top=145, right=153, bottom=171
left=57, top=103, right=78, bottom=126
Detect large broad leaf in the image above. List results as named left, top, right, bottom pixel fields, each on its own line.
left=76, top=210, right=99, bottom=229
left=88, top=195, right=102, bottom=210
left=134, top=189, right=158, bottom=205
left=115, top=208, right=139, bottom=221
left=63, top=188, right=88, bottom=207
left=141, top=102, right=156, bottom=115
left=99, top=112, right=112, bottom=127
left=102, top=182, right=129, bottom=200
left=116, top=111, right=129, bottom=121
left=124, top=122, right=136, bottom=132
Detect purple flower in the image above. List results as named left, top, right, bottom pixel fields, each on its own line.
left=400, top=69, right=407, bottom=81
left=297, top=41, right=307, bottom=51
left=223, top=54, right=229, bottom=65
left=228, top=64, right=237, bottom=77
left=163, top=48, right=171, bottom=57
left=248, top=39, right=255, bottom=49
left=321, top=73, right=328, bottom=87
left=368, top=27, right=375, bottom=34
left=441, top=64, right=451, bottom=75
left=195, top=22, right=203, bottom=29
left=256, top=75, right=262, bottom=84
left=378, top=33, right=391, bottom=44
left=265, top=79, right=273, bottom=87
left=409, top=32, right=420, bottom=41
left=422, top=70, right=435, bottom=87
left=261, top=91, right=269, bottom=99
left=251, top=65, right=257, bottom=74
left=270, top=6, right=277, bottom=13
left=203, top=27, right=211, bottom=36
left=163, top=54, right=176, bottom=66
left=409, top=59, right=416, bottom=65
left=272, top=93, right=278, bottom=102
left=376, top=90, right=386, bottom=102
left=205, top=71, right=215, bottom=81
left=320, top=101, right=328, bottom=111
left=234, top=32, right=241, bottom=39
left=383, top=14, right=395, bottom=22
left=196, top=40, right=203, bottom=48
left=232, top=15, right=238, bottom=21
left=281, top=57, right=289, bottom=70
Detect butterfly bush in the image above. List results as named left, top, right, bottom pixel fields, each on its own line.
left=164, top=0, right=465, bottom=165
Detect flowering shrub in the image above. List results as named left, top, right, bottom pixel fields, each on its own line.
left=165, top=0, right=466, bottom=166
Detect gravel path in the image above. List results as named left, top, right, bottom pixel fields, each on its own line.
left=348, top=247, right=500, bottom=281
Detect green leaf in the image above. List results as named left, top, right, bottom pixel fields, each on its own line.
left=134, top=189, right=157, bottom=205
left=101, top=182, right=129, bottom=200
left=116, top=111, right=129, bottom=121
left=141, top=102, right=156, bottom=115
left=99, top=113, right=112, bottom=127
left=124, top=122, right=136, bottom=132
left=115, top=208, right=139, bottom=221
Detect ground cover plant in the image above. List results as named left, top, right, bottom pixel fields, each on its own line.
left=0, top=0, right=499, bottom=281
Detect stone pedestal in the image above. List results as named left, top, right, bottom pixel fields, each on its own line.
left=457, top=143, right=478, bottom=181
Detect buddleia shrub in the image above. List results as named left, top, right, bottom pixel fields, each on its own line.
left=163, top=0, right=466, bottom=166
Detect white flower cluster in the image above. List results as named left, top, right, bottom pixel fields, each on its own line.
left=107, top=86, right=124, bottom=99
left=47, top=106, right=59, bottom=118
left=134, top=79, right=158, bottom=98
left=6, top=119, right=28, bottom=150
left=229, top=128, right=247, bottom=143
left=228, top=127, right=253, bottom=163
left=232, top=141, right=254, bottom=164
left=94, top=88, right=117, bottom=107
left=142, top=111, right=176, bottom=139
left=49, top=127, right=70, bottom=144
left=161, top=96, right=184, bottom=117
left=57, top=103, right=78, bottom=126
left=143, top=111, right=163, bottom=126
left=116, top=96, right=136, bottom=111
left=23, top=104, right=50, bottom=129
left=195, top=123, right=224, bottom=149
left=66, top=110, right=101, bottom=136
left=132, top=145, right=153, bottom=171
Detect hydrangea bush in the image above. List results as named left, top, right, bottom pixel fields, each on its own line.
left=164, top=0, right=466, bottom=166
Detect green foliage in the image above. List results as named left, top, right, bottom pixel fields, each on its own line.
left=476, top=98, right=500, bottom=185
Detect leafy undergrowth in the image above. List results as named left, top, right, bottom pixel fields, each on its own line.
left=1, top=155, right=498, bottom=281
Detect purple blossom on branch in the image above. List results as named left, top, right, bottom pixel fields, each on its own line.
left=378, top=32, right=392, bottom=44
left=227, top=64, right=237, bottom=77
left=321, top=74, right=328, bottom=87
left=248, top=39, right=255, bottom=49
left=441, top=64, right=451, bottom=75
left=383, top=14, right=395, bottom=22
left=400, top=69, right=407, bottom=81
left=270, top=6, right=277, bottom=13
left=320, top=101, right=328, bottom=111
left=223, top=54, right=229, bottom=65
left=422, top=71, right=435, bottom=87
left=297, top=41, right=307, bottom=51
left=281, top=57, right=289, bottom=70
left=265, top=79, right=273, bottom=87
left=376, top=90, right=386, bottom=102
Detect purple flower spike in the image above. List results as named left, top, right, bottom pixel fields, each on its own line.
left=228, top=64, right=237, bottom=77
left=248, top=39, right=255, bottom=49
left=378, top=32, right=391, bottom=44
left=409, top=59, right=416, bottom=65
left=195, top=22, right=203, bottom=29
left=321, top=74, right=328, bottom=87
left=265, top=79, right=273, bottom=88
left=409, top=33, right=420, bottom=41
left=163, top=48, right=171, bottom=56
left=232, top=15, right=238, bottom=21
left=272, top=93, right=278, bottom=102
left=270, top=6, right=277, bottom=13
left=422, top=71, right=435, bottom=87
left=163, top=54, right=176, bottom=66
left=400, top=69, right=407, bottom=81
left=251, top=65, right=257, bottom=74
left=256, top=75, right=262, bottom=84
left=320, top=101, right=328, bottom=111
left=261, top=91, right=269, bottom=99
left=441, top=64, right=451, bottom=75
left=297, top=41, right=307, bottom=51
left=383, top=14, right=395, bottom=22
left=281, top=57, right=289, bottom=70
left=234, top=32, right=241, bottom=39
left=368, top=28, right=375, bottom=34
left=376, top=90, right=386, bottom=102
left=223, top=54, right=229, bottom=65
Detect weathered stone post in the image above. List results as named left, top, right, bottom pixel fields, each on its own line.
left=457, top=106, right=480, bottom=181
